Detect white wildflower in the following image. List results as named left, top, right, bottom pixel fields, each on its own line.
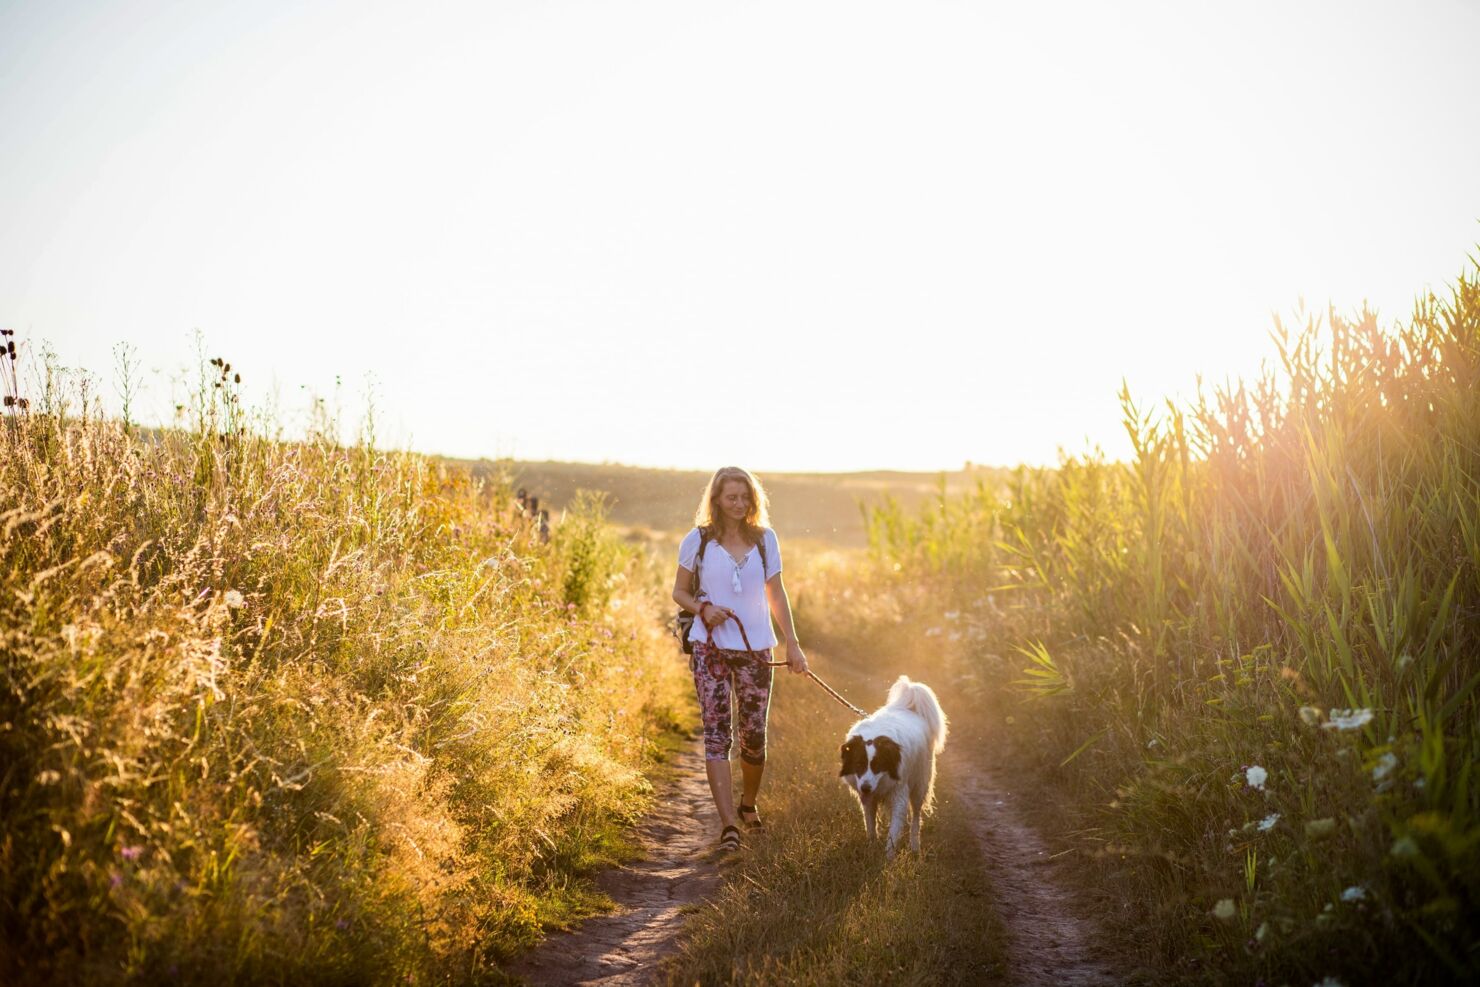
left=944, top=610, right=961, bottom=622
left=1323, top=708, right=1374, bottom=731
left=1212, top=898, right=1237, bottom=921
left=224, top=589, right=246, bottom=610
left=1312, top=977, right=1347, bottom=987
left=924, top=627, right=943, bottom=638
left=1258, top=812, right=1280, bottom=832
left=1298, top=706, right=1322, bottom=726
left=1255, top=921, right=1269, bottom=942
left=1245, top=765, right=1268, bottom=790
left=1372, top=752, right=1398, bottom=782
left=1340, top=885, right=1367, bottom=902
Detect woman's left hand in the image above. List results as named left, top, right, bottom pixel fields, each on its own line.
left=785, top=641, right=808, bottom=675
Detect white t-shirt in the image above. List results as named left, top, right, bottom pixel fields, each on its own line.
left=678, top=527, right=783, bottom=651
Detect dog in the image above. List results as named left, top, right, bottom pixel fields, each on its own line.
left=838, top=675, right=949, bottom=857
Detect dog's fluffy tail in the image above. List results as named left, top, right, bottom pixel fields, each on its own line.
left=886, top=675, right=949, bottom=753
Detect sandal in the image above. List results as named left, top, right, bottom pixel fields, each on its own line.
left=738, top=804, right=764, bottom=831
left=716, top=824, right=742, bottom=853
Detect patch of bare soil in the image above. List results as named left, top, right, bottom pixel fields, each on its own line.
left=944, top=747, right=1118, bottom=987
left=508, top=740, right=720, bottom=986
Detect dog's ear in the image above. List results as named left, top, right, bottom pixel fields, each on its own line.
left=839, top=735, right=866, bottom=777
left=870, top=735, right=902, bottom=779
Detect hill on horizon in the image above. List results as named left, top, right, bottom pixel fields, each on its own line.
left=459, top=459, right=1010, bottom=548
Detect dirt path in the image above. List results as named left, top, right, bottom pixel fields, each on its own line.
left=944, top=747, right=1118, bottom=987
left=508, top=739, right=720, bottom=986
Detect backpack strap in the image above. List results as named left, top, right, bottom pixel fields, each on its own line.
left=689, top=527, right=711, bottom=598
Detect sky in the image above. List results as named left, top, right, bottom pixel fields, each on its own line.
left=3, top=0, right=1478, bottom=472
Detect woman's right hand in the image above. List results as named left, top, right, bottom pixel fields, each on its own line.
left=700, top=603, right=731, bottom=629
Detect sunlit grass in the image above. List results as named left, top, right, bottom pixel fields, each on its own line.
left=0, top=346, right=692, bottom=983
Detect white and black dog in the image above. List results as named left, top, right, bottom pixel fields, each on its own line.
left=838, top=675, right=949, bottom=857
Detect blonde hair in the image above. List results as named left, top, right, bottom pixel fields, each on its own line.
left=693, top=466, right=771, bottom=542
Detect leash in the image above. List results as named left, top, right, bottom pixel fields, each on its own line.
left=702, top=609, right=867, bottom=718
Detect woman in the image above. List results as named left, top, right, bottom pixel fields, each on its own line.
left=672, top=466, right=808, bottom=853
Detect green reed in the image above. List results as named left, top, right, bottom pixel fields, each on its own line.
left=860, top=266, right=1480, bottom=984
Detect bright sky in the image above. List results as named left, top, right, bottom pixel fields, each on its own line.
left=3, top=0, right=1478, bottom=472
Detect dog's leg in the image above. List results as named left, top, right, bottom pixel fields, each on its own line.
left=909, top=792, right=924, bottom=852
left=861, top=794, right=877, bottom=841
left=885, top=792, right=909, bottom=859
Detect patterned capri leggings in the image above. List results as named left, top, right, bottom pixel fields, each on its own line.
left=691, top=642, right=774, bottom=765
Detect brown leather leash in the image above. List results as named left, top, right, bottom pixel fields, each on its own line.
left=702, top=608, right=867, bottom=718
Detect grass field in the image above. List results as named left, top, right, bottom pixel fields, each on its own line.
left=5, top=261, right=1476, bottom=986
left=0, top=355, right=694, bottom=983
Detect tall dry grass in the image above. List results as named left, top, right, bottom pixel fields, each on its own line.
left=0, top=347, right=692, bottom=983
left=855, top=267, right=1480, bottom=984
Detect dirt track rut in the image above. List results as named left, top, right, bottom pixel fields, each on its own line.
left=944, top=746, right=1117, bottom=986
left=508, top=740, right=718, bottom=986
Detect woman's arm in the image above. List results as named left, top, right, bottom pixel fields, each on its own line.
left=673, top=566, right=727, bottom=628
left=765, top=573, right=808, bottom=674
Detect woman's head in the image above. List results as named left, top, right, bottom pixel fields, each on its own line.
left=694, top=466, right=771, bottom=536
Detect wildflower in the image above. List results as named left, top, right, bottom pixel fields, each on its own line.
left=1312, top=978, right=1347, bottom=987
left=1323, top=708, right=1374, bottom=731
left=924, top=626, right=942, bottom=637
left=335, top=918, right=350, bottom=930
left=1298, top=706, right=1322, bottom=726
left=1258, top=813, right=1280, bottom=832
left=944, top=610, right=960, bottom=621
left=1212, top=898, right=1237, bottom=920
left=1372, top=752, right=1397, bottom=782
left=1305, top=817, right=1336, bottom=839
left=110, top=872, right=124, bottom=889
left=223, top=589, right=246, bottom=610
left=1255, top=921, right=1269, bottom=942
left=120, top=845, right=143, bottom=861
left=1245, top=765, right=1268, bottom=790
left=1340, top=885, right=1367, bottom=902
